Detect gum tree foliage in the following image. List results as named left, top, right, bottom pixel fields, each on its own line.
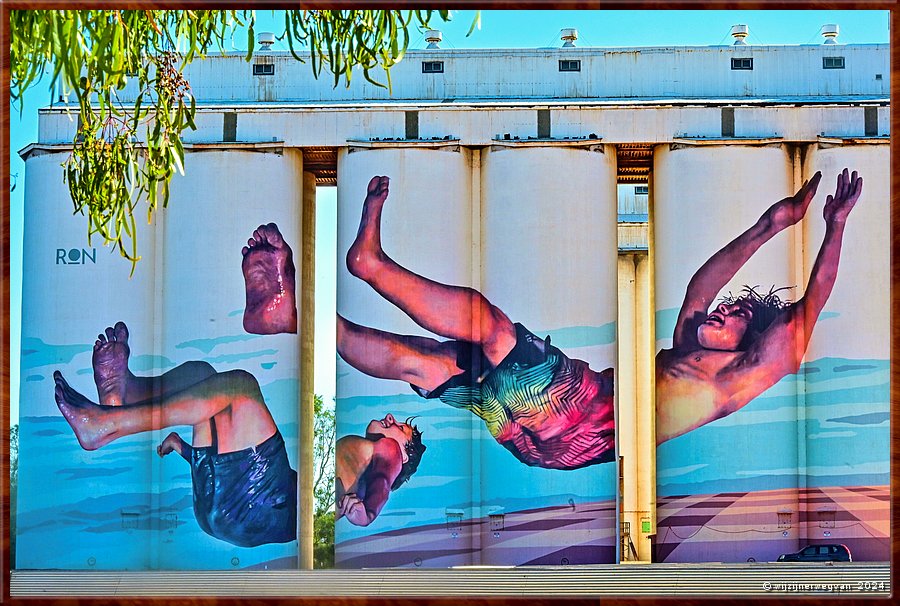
left=312, top=395, right=336, bottom=568
left=10, top=10, right=478, bottom=274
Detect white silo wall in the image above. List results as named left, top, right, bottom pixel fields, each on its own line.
left=801, top=144, right=889, bottom=360
left=653, top=144, right=805, bottom=564
left=334, top=146, right=477, bottom=567
left=155, top=148, right=304, bottom=569
left=20, top=151, right=162, bottom=415
left=17, top=149, right=304, bottom=571
left=479, top=144, right=619, bottom=565
left=336, top=146, right=474, bottom=384
left=159, top=149, right=304, bottom=384
left=480, top=145, right=619, bottom=363
left=17, top=151, right=162, bottom=569
left=798, top=143, right=889, bottom=562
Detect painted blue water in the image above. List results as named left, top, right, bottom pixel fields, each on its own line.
left=334, top=324, right=618, bottom=545
left=15, top=379, right=300, bottom=570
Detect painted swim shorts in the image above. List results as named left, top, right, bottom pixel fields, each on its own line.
left=412, top=323, right=615, bottom=469
left=191, top=430, right=297, bottom=547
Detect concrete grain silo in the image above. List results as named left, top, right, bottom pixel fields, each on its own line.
left=13, top=21, right=889, bottom=589
left=17, top=149, right=162, bottom=569
left=479, top=143, right=619, bottom=564
left=334, top=144, right=477, bottom=567
left=653, top=142, right=802, bottom=563
left=797, top=140, right=890, bottom=562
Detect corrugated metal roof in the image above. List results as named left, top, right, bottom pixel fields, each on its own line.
left=99, top=43, right=888, bottom=106
left=10, top=564, right=890, bottom=597
left=209, top=44, right=890, bottom=58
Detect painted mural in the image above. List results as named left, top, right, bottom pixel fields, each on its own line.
left=654, top=146, right=889, bottom=563
left=338, top=176, right=615, bottom=472
left=334, top=146, right=620, bottom=567
left=19, top=142, right=887, bottom=570
left=17, top=151, right=305, bottom=570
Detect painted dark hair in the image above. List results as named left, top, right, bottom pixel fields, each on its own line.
left=391, top=417, right=426, bottom=491
left=719, top=285, right=793, bottom=350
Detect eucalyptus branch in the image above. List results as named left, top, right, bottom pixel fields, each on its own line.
left=12, top=9, right=477, bottom=273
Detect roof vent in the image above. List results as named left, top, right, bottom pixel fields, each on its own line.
left=730, top=25, right=749, bottom=45
left=257, top=32, right=275, bottom=50
left=560, top=28, right=578, bottom=47
left=821, top=24, right=840, bottom=44
left=425, top=29, right=442, bottom=49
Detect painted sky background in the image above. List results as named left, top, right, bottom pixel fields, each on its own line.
left=7, top=9, right=890, bottom=421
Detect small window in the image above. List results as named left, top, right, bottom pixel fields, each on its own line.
left=559, top=59, right=581, bottom=72
left=634, top=186, right=649, bottom=195
left=445, top=511, right=462, bottom=537
left=253, top=63, right=275, bottom=76
left=818, top=510, right=836, bottom=528
left=875, top=73, right=883, bottom=80
left=422, top=61, right=444, bottom=74
left=823, top=56, right=845, bottom=69
left=777, top=511, right=792, bottom=529
left=731, top=57, right=753, bottom=70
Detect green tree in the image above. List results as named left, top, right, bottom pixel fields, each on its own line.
left=10, top=10, right=478, bottom=274
left=312, top=395, right=336, bottom=568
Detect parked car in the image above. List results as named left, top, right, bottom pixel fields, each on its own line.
left=777, top=544, right=852, bottom=562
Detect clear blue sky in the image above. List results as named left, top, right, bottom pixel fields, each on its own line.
left=8, top=10, right=890, bottom=420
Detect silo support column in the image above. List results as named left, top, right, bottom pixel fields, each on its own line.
left=299, top=170, right=317, bottom=569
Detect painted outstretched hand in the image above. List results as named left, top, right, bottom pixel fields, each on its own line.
left=337, top=493, right=369, bottom=526
left=763, top=171, right=822, bottom=231
left=823, top=168, right=863, bottom=225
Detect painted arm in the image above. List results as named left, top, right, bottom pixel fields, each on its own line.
left=337, top=473, right=392, bottom=527
left=156, top=431, right=192, bottom=462
left=672, top=172, right=823, bottom=351
left=172, top=436, right=192, bottom=462
left=719, top=169, right=862, bottom=408
left=337, top=438, right=402, bottom=527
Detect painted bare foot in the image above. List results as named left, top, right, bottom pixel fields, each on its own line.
left=54, top=371, right=112, bottom=451
left=347, top=175, right=390, bottom=281
left=157, top=432, right=183, bottom=457
left=92, top=321, right=131, bottom=406
left=242, top=222, right=297, bottom=334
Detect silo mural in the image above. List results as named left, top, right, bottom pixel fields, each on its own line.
left=798, top=142, right=890, bottom=562
left=334, top=143, right=619, bottom=567
left=335, top=145, right=478, bottom=567
left=17, top=149, right=305, bottom=570
left=479, top=145, right=619, bottom=565
left=653, top=143, right=889, bottom=562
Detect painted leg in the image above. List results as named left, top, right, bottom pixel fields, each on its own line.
left=346, top=176, right=516, bottom=365
left=337, top=314, right=462, bottom=393
left=56, top=369, right=276, bottom=452
left=242, top=223, right=298, bottom=334
left=92, top=321, right=131, bottom=406
left=93, top=321, right=217, bottom=405
left=122, top=361, right=218, bottom=405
